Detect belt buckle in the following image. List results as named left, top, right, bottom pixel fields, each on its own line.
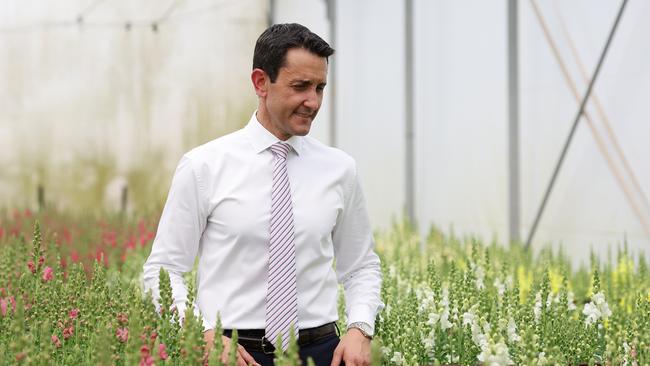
left=261, top=337, right=275, bottom=355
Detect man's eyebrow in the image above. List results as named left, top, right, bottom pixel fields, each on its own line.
left=290, top=79, right=327, bottom=86
left=290, top=79, right=312, bottom=85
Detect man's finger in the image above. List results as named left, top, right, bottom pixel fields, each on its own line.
left=330, top=344, right=344, bottom=366
left=238, top=346, right=261, bottom=366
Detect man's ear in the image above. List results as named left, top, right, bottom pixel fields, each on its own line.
left=251, top=68, right=269, bottom=98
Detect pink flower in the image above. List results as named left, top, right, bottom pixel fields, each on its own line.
left=116, top=327, right=129, bottom=343
left=0, top=296, right=16, bottom=316
left=42, top=266, right=54, bottom=282
left=27, top=261, right=36, bottom=274
left=139, top=355, right=154, bottom=366
left=140, top=345, right=151, bottom=357
left=51, top=335, right=62, bottom=348
left=0, top=298, right=7, bottom=316
left=63, top=326, right=74, bottom=340
left=69, top=308, right=79, bottom=320
left=38, top=256, right=45, bottom=266
left=158, top=343, right=168, bottom=360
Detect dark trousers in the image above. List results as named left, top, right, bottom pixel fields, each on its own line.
left=246, top=334, right=342, bottom=366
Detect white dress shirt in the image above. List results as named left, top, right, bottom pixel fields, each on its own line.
left=143, top=113, right=383, bottom=333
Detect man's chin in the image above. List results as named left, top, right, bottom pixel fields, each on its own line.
left=292, top=127, right=311, bottom=136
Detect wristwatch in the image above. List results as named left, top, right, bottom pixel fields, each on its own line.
left=347, top=322, right=374, bottom=339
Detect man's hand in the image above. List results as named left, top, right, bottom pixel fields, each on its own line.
left=203, top=329, right=261, bottom=366
left=330, top=328, right=371, bottom=366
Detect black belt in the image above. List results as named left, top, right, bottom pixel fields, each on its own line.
left=223, top=322, right=339, bottom=354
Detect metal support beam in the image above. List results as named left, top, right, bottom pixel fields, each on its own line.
left=267, top=0, right=274, bottom=27
left=404, top=0, right=415, bottom=224
left=508, top=0, right=520, bottom=244
left=326, top=0, right=337, bottom=147
left=525, top=0, right=629, bottom=249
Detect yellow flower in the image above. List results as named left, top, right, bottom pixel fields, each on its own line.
left=518, top=265, right=532, bottom=303
left=549, top=268, right=563, bottom=294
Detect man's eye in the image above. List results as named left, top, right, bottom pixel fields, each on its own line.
left=316, top=85, right=325, bottom=92
left=293, top=84, right=308, bottom=90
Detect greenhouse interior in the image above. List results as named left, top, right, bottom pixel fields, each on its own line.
left=1, top=0, right=649, bottom=365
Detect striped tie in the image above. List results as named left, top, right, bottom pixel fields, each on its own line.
left=265, top=141, right=299, bottom=351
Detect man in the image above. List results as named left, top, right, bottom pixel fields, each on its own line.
left=143, top=23, right=383, bottom=366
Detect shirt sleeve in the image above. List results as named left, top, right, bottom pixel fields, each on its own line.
left=142, top=154, right=212, bottom=331
left=332, top=161, right=384, bottom=333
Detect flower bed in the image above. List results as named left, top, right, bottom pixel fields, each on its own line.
left=0, top=211, right=649, bottom=365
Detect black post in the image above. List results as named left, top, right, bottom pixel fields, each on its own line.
left=121, top=185, right=128, bottom=214
left=37, top=185, right=45, bottom=211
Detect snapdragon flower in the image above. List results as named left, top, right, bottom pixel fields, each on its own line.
left=477, top=340, right=513, bottom=366
left=507, top=318, right=520, bottom=343
left=582, top=291, right=612, bottom=326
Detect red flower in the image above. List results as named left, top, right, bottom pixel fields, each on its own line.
left=38, top=256, right=45, bottom=267
left=42, top=266, right=54, bottom=282
left=70, top=250, right=80, bottom=263
left=140, top=344, right=151, bottom=357
left=158, top=343, right=169, bottom=360
left=116, top=327, right=129, bottom=343
left=69, top=308, right=79, bottom=319
left=139, top=355, right=154, bottom=366
left=62, top=228, right=72, bottom=244
left=63, top=326, right=74, bottom=340
left=51, top=334, right=62, bottom=348
left=0, top=298, right=7, bottom=316
left=125, top=236, right=136, bottom=250
left=27, top=261, right=36, bottom=274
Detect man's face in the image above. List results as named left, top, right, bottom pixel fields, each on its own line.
left=260, top=48, right=328, bottom=139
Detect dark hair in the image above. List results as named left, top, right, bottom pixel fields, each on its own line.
left=253, top=23, right=335, bottom=83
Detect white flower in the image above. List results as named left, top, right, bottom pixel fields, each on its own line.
left=427, top=311, right=440, bottom=326
left=533, top=292, right=542, bottom=322
left=505, top=275, right=514, bottom=289
left=536, top=351, right=548, bottom=365
left=422, top=334, right=435, bottom=358
left=582, top=291, right=612, bottom=326
left=381, top=346, right=392, bottom=357
left=494, top=277, right=505, bottom=296
left=507, top=318, right=521, bottom=343
left=546, top=293, right=556, bottom=307
left=390, top=351, right=404, bottom=365
left=583, top=302, right=600, bottom=325
left=567, top=291, right=577, bottom=311
left=593, top=292, right=612, bottom=318
left=473, top=331, right=489, bottom=349
left=440, top=308, right=453, bottom=329
left=440, top=286, right=450, bottom=308
left=470, top=320, right=488, bottom=349
left=463, top=311, right=476, bottom=326
left=473, top=263, right=485, bottom=290
left=478, top=341, right=513, bottom=366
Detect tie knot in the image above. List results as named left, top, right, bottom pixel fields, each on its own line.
left=270, top=142, right=291, bottom=160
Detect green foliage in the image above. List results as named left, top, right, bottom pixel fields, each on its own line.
left=0, top=212, right=649, bottom=365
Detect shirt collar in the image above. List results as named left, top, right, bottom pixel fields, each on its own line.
left=245, top=111, right=304, bottom=156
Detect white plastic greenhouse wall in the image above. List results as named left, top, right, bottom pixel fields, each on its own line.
left=1, top=0, right=649, bottom=266
left=277, top=0, right=650, bottom=267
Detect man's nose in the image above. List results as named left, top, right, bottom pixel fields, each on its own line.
left=303, top=89, right=319, bottom=110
